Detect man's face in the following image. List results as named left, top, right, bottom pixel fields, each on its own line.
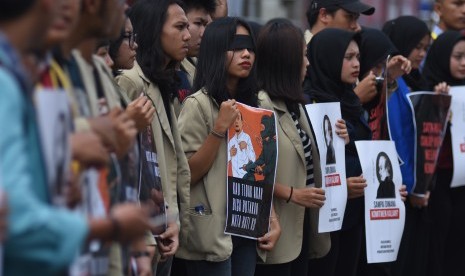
left=186, top=8, right=211, bottom=57
left=234, top=113, right=243, bottom=133
left=378, top=156, right=389, bottom=181
left=435, top=0, right=465, bottom=31
left=46, top=0, right=82, bottom=46
left=327, top=8, right=361, bottom=32
left=161, top=4, right=191, bottom=63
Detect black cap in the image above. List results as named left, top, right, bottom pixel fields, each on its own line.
left=311, top=0, right=375, bottom=15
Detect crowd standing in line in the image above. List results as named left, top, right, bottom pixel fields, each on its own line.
left=0, top=0, right=464, bottom=275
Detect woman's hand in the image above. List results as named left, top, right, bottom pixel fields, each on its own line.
left=258, top=208, right=281, bottom=251
left=335, top=119, right=349, bottom=145
left=213, top=99, right=239, bottom=134
left=292, top=187, right=326, bottom=208
left=347, top=176, right=367, bottom=199
left=399, top=185, right=408, bottom=202
left=434, top=82, right=450, bottom=94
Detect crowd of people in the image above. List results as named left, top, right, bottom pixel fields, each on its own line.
left=0, top=0, right=464, bottom=275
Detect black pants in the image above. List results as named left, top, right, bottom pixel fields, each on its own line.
left=427, top=168, right=465, bottom=276
left=391, top=201, right=430, bottom=276
left=307, top=223, right=363, bottom=276
left=255, top=210, right=310, bottom=276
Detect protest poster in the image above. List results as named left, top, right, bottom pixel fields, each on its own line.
left=356, top=141, right=405, bottom=263
left=225, top=103, right=277, bottom=239
left=35, top=89, right=72, bottom=207
left=305, top=102, right=347, bottom=233
left=449, top=87, right=465, bottom=188
left=408, top=92, right=451, bottom=195
left=139, top=125, right=167, bottom=236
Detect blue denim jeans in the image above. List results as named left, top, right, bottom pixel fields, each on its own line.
left=185, top=236, right=257, bottom=276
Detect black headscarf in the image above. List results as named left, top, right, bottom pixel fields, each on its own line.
left=359, top=27, right=398, bottom=79
left=307, top=28, right=363, bottom=121
left=423, top=30, right=465, bottom=90
left=383, top=16, right=430, bottom=91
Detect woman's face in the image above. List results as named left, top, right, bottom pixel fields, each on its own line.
left=226, top=25, right=255, bottom=80
left=450, top=40, right=465, bottom=80
left=408, top=35, right=430, bottom=70
left=341, top=40, right=360, bottom=84
left=301, top=41, right=310, bottom=84
left=115, top=18, right=138, bottom=70
left=161, top=4, right=191, bottom=65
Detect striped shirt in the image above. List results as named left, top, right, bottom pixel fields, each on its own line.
left=291, top=112, right=315, bottom=187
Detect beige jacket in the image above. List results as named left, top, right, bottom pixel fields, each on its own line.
left=115, top=63, right=190, bottom=242
left=257, top=91, right=330, bottom=264
left=176, top=90, right=266, bottom=262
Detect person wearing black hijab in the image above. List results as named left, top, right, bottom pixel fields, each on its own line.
left=423, top=30, right=465, bottom=276
left=306, top=28, right=371, bottom=276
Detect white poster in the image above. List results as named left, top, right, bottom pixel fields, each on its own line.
left=356, top=141, right=405, bottom=263
left=449, top=87, right=465, bottom=188
left=35, top=89, right=72, bottom=207
left=305, top=102, right=347, bottom=233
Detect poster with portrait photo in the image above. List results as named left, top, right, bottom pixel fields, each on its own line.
left=225, top=102, right=277, bottom=239
left=355, top=140, right=405, bottom=263
left=305, top=102, right=347, bottom=233
left=449, top=87, right=465, bottom=188
left=408, top=92, right=451, bottom=195
left=139, top=125, right=167, bottom=237
left=35, top=89, right=72, bottom=207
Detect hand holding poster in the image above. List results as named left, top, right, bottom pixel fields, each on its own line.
left=225, top=103, right=277, bottom=239
left=408, top=92, right=451, bottom=195
left=449, top=87, right=465, bottom=188
left=356, top=141, right=405, bottom=263
left=305, top=102, right=347, bottom=233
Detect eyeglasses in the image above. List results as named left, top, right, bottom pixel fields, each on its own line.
left=123, top=32, right=137, bottom=49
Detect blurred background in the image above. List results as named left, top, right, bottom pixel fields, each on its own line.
left=227, top=0, right=436, bottom=29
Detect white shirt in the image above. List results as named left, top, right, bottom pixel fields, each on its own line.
left=228, top=130, right=256, bottom=178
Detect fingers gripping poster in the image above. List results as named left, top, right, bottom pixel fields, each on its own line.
left=305, top=102, right=347, bottom=233
left=225, top=103, right=277, bottom=239
left=408, top=92, right=451, bottom=195
left=356, top=141, right=405, bottom=263
left=449, top=87, right=465, bottom=188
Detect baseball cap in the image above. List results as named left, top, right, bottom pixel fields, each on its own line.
left=311, top=0, right=375, bottom=15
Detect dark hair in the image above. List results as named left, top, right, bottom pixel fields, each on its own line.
left=129, top=0, right=185, bottom=118
left=306, top=3, right=339, bottom=28
left=256, top=18, right=305, bottom=116
left=193, top=17, right=258, bottom=107
left=323, top=114, right=333, bottom=145
left=181, top=0, right=216, bottom=14
left=376, top=152, right=393, bottom=181
left=0, top=0, right=36, bottom=21
left=109, top=10, right=132, bottom=64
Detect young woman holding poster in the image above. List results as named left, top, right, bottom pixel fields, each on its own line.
left=177, top=17, right=280, bottom=276
left=306, top=28, right=371, bottom=276
left=252, top=19, right=351, bottom=276
left=422, top=30, right=465, bottom=276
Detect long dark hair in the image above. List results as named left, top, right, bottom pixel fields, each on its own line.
left=129, top=0, right=185, bottom=117
left=256, top=18, right=305, bottom=116
left=193, top=17, right=258, bottom=107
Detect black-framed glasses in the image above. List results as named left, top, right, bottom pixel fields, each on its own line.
left=123, top=32, right=137, bottom=49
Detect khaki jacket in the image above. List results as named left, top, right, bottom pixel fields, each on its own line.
left=176, top=90, right=266, bottom=262
left=257, top=91, right=330, bottom=264
left=115, top=63, right=190, bottom=241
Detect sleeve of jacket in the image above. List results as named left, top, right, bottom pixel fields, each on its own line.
left=0, top=69, right=88, bottom=272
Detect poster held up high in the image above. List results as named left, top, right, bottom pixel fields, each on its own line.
left=356, top=141, right=405, bottom=263
left=408, top=92, right=451, bottom=195
left=225, top=103, right=277, bottom=239
left=305, top=102, right=347, bottom=233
